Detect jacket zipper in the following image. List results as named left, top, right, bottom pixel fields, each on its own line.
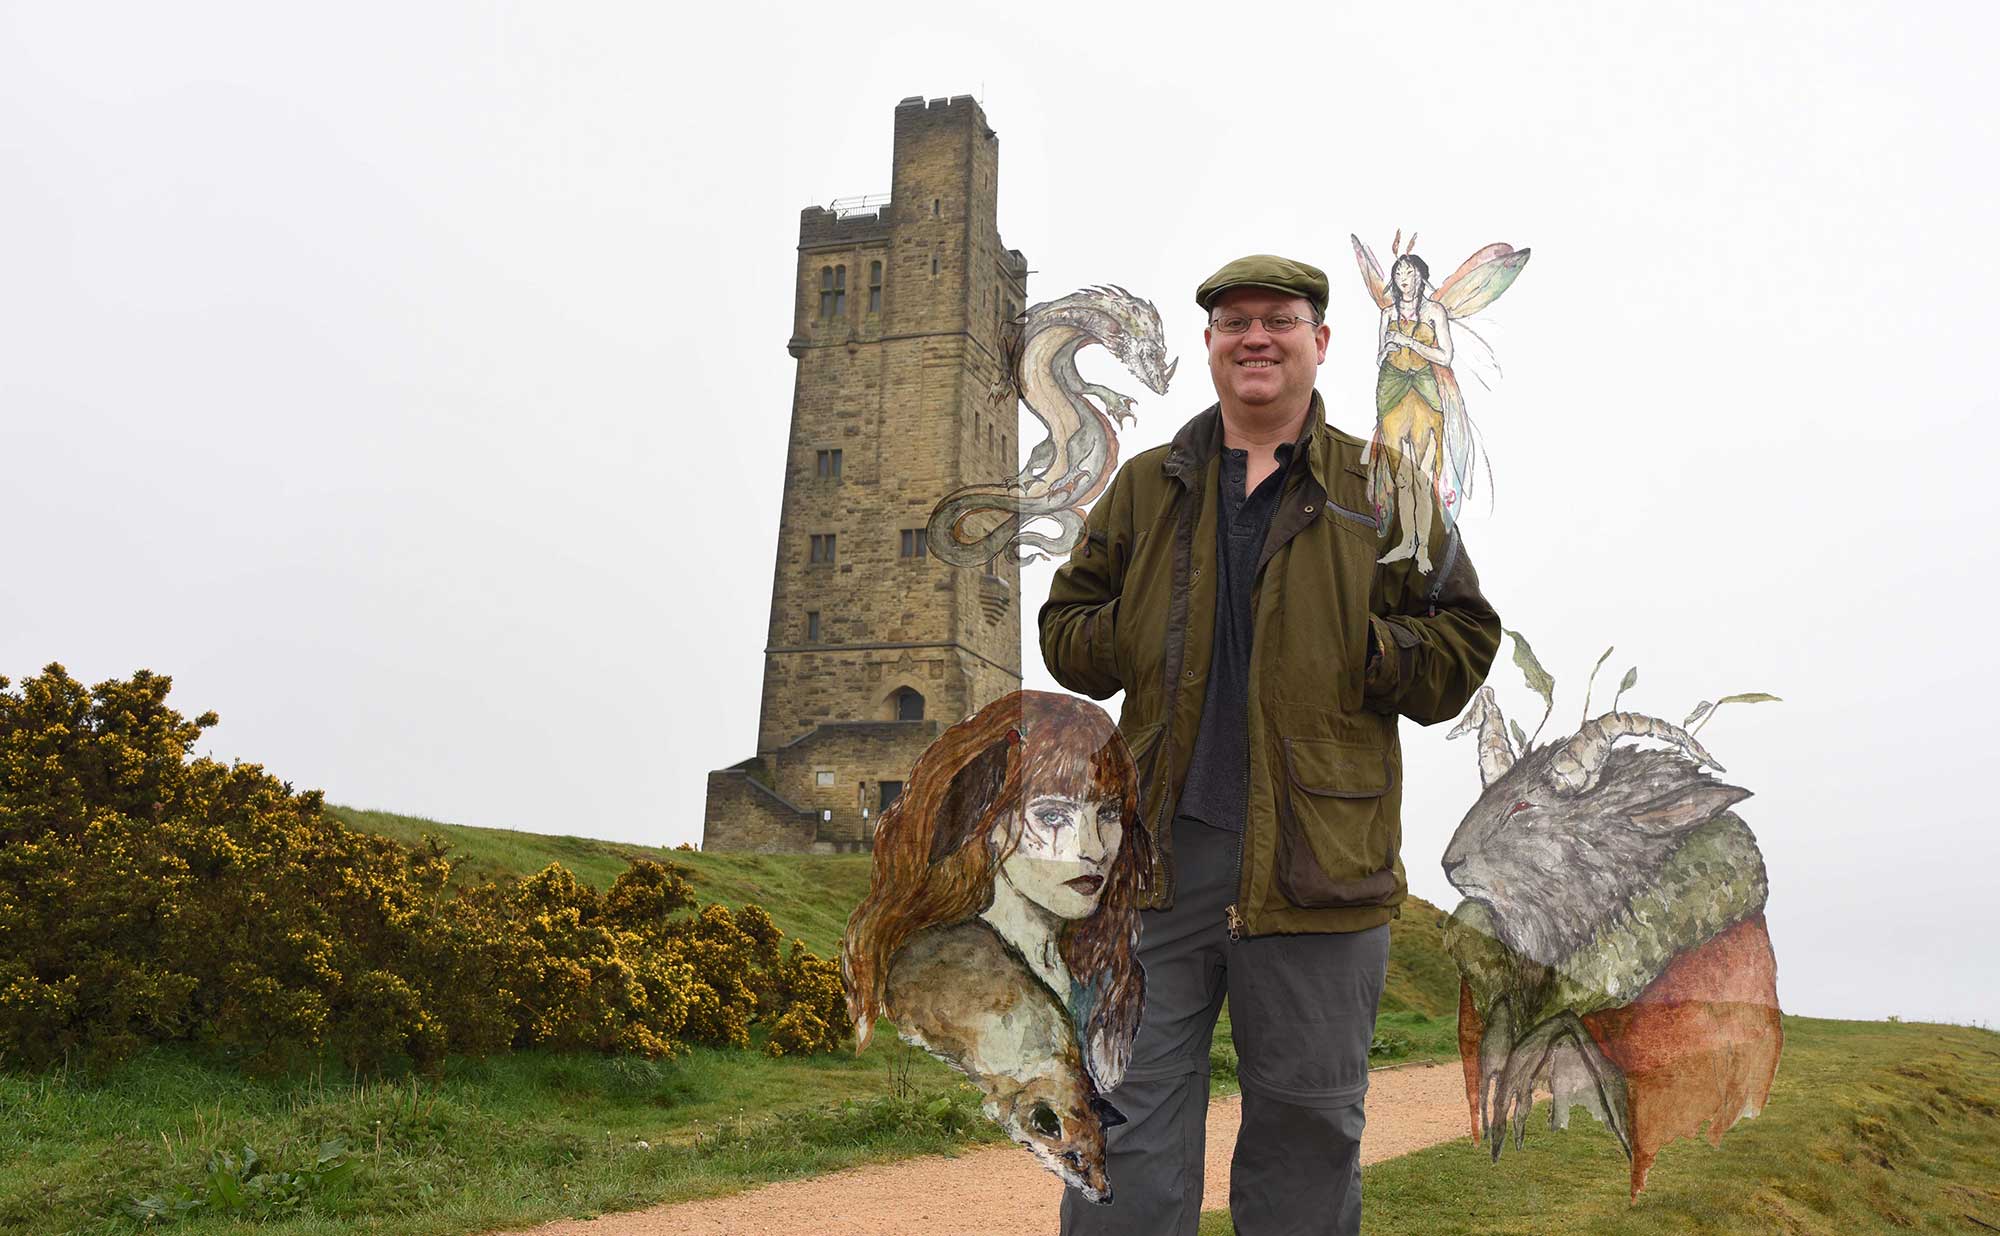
left=1226, top=465, right=1299, bottom=944
left=1226, top=779, right=1245, bottom=942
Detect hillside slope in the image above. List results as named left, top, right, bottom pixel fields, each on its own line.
left=328, top=805, right=873, bottom=957
left=330, top=805, right=1461, bottom=1014
left=1203, top=1015, right=2000, bottom=1234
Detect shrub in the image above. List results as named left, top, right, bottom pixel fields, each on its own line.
left=0, top=665, right=848, bottom=1075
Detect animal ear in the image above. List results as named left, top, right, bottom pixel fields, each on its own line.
left=1089, top=1093, right=1128, bottom=1129
left=930, top=736, right=1014, bottom=864
left=1628, top=780, right=1752, bottom=834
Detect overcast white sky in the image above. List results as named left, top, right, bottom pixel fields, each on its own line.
left=4, top=1, right=1995, bottom=1026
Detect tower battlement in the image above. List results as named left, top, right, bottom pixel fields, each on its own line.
left=798, top=205, right=891, bottom=250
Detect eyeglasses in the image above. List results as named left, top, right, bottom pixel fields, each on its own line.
left=1208, top=312, right=1321, bottom=334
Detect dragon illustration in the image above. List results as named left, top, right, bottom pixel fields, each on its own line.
left=927, top=285, right=1175, bottom=567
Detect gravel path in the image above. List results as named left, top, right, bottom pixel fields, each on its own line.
left=486, top=1061, right=1473, bottom=1236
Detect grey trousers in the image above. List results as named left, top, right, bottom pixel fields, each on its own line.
left=1061, top=816, right=1390, bottom=1236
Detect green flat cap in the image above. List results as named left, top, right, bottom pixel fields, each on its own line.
left=1195, top=254, right=1329, bottom=319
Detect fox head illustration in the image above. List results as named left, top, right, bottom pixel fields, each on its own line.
left=881, top=919, right=1125, bottom=1203
left=980, top=1038, right=1125, bottom=1203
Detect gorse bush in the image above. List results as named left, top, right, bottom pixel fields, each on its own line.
left=0, top=664, right=851, bottom=1075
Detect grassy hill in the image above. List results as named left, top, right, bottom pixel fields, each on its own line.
left=1200, top=1016, right=2000, bottom=1235
left=330, top=804, right=1466, bottom=1018
left=14, top=805, right=1991, bottom=1234
left=327, top=805, right=876, bottom=958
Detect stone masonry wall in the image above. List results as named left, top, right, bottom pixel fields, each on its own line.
left=702, top=768, right=816, bottom=854
left=705, top=96, right=1030, bottom=853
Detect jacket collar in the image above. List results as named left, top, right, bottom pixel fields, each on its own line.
left=1162, top=389, right=1331, bottom=489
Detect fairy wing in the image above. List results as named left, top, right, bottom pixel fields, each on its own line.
left=1435, top=245, right=1531, bottom=319
left=1350, top=234, right=1392, bottom=309
left=1432, top=362, right=1476, bottom=533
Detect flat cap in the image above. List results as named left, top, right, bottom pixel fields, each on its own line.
left=1195, top=254, right=1329, bottom=319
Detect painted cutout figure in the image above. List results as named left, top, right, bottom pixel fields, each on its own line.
left=927, top=287, right=1175, bottom=567
left=842, top=690, right=1151, bottom=1202
left=1350, top=233, right=1529, bottom=572
left=1441, top=635, right=1783, bottom=1199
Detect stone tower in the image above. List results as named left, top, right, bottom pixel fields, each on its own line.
left=703, top=95, right=1029, bottom=853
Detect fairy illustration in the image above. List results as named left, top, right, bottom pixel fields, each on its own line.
left=1350, top=232, right=1530, bottom=572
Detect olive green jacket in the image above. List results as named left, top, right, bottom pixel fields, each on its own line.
left=1037, top=391, right=1502, bottom=936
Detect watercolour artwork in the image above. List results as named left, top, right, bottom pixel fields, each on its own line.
left=926, top=286, right=1175, bottom=567
left=1349, top=232, right=1529, bottom=573
left=841, top=691, right=1151, bottom=1203
left=1441, top=633, right=1784, bottom=1198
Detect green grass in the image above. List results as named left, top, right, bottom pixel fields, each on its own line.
left=51, top=808, right=1982, bottom=1235
left=1197, top=1015, right=2000, bottom=1235
left=325, top=805, right=1473, bottom=1004
left=1, top=1032, right=994, bottom=1235
left=329, top=804, right=1471, bottom=1013
left=326, top=805, right=875, bottom=956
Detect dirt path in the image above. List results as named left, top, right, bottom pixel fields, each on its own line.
left=486, top=1061, right=1474, bottom=1236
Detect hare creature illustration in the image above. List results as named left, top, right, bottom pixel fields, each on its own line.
left=1349, top=232, right=1529, bottom=572
left=842, top=690, right=1151, bottom=1200
left=926, top=286, right=1176, bottom=567
left=1441, top=636, right=1783, bottom=1199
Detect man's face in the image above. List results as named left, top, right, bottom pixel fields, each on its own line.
left=1204, top=287, right=1329, bottom=412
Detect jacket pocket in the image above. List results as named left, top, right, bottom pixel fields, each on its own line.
left=1273, top=735, right=1400, bottom=909
left=1119, top=721, right=1166, bottom=792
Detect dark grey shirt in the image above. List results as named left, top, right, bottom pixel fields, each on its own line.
left=1174, top=440, right=1297, bottom=833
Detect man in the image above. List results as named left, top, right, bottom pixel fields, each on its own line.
left=1039, top=254, right=1501, bottom=1235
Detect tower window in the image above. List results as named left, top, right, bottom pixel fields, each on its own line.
left=806, top=610, right=821, bottom=641
left=932, top=198, right=941, bottom=217
left=899, top=529, right=928, bottom=559
left=1001, top=432, right=1008, bottom=457
left=987, top=424, right=995, bottom=450
left=868, top=261, right=882, bottom=312
left=931, top=255, right=939, bottom=277
left=816, top=448, right=842, bottom=480
left=810, top=533, right=836, bottom=564
left=893, top=687, right=925, bottom=720
left=819, top=266, right=846, bottom=318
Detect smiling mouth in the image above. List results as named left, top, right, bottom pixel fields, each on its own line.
left=1065, top=874, right=1104, bottom=894
left=1237, top=359, right=1279, bottom=368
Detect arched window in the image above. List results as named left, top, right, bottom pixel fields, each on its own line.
left=819, top=265, right=846, bottom=318
left=892, top=688, right=925, bottom=721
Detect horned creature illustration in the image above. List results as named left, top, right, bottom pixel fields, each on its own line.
left=1441, top=635, right=1783, bottom=1199
left=927, top=286, right=1175, bottom=566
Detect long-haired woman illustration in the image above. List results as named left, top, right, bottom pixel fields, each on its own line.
left=843, top=689, right=1151, bottom=1091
